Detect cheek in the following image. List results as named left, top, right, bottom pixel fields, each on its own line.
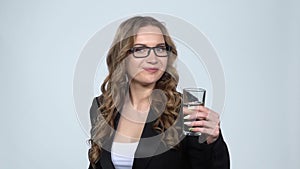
left=125, top=58, right=142, bottom=77
left=161, top=58, right=168, bottom=71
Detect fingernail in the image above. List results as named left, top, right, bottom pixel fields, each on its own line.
left=184, top=115, right=190, bottom=119
left=184, top=122, right=192, bottom=125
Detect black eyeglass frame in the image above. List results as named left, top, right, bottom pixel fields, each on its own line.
left=128, top=45, right=173, bottom=58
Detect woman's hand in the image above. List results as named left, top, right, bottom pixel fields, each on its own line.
left=183, top=105, right=220, bottom=144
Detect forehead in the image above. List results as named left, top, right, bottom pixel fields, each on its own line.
left=134, top=26, right=165, bottom=45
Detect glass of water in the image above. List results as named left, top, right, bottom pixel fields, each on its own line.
left=182, top=88, right=206, bottom=136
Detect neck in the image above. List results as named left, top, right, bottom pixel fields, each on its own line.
left=128, top=82, right=155, bottom=112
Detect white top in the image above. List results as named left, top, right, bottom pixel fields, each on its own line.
left=111, top=141, right=139, bottom=169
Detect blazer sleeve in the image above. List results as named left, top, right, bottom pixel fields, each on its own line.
left=182, top=131, right=230, bottom=169
left=210, top=131, right=230, bottom=169
left=88, top=97, right=103, bottom=169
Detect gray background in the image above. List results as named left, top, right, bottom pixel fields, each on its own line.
left=1, top=0, right=299, bottom=169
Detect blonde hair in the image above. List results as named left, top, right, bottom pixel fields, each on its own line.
left=89, top=16, right=181, bottom=168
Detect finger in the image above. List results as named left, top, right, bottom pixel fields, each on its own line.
left=183, top=112, right=208, bottom=120
left=184, top=106, right=219, bottom=120
left=184, top=120, right=218, bottom=129
left=205, top=109, right=220, bottom=122
left=184, top=111, right=219, bottom=122
left=189, top=105, right=209, bottom=112
left=191, top=125, right=220, bottom=137
left=196, top=106, right=220, bottom=118
left=190, top=127, right=211, bottom=135
left=183, top=106, right=199, bottom=115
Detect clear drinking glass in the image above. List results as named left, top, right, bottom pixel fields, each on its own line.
left=182, top=88, right=206, bottom=136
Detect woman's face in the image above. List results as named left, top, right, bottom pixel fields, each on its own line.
left=126, top=25, right=168, bottom=86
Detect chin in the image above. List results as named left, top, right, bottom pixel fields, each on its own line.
left=140, top=78, right=160, bottom=86
left=131, top=76, right=161, bottom=86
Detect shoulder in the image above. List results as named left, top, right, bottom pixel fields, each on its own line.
left=89, top=95, right=104, bottom=127
left=89, top=95, right=102, bottom=114
left=93, top=95, right=104, bottom=108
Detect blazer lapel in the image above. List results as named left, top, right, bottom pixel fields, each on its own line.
left=98, top=108, right=163, bottom=169
left=99, top=149, right=115, bottom=169
left=98, top=112, right=121, bottom=169
left=133, top=107, right=163, bottom=169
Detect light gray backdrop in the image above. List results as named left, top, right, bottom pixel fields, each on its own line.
left=1, top=0, right=299, bottom=169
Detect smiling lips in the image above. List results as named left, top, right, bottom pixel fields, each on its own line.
left=143, top=68, right=160, bottom=73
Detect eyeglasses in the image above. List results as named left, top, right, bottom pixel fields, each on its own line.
left=129, top=45, right=172, bottom=58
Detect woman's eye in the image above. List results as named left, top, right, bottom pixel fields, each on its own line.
left=134, top=47, right=146, bottom=53
left=156, top=46, right=166, bottom=52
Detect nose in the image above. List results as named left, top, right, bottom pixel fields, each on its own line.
left=146, top=49, right=158, bottom=64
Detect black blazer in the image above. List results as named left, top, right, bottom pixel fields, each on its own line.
left=89, top=97, right=230, bottom=169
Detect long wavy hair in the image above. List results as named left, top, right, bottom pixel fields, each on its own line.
left=88, top=16, right=181, bottom=168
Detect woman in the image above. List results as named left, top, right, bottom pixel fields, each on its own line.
left=88, top=16, right=230, bottom=169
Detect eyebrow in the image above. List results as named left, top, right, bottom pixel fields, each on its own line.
left=133, top=43, right=166, bottom=47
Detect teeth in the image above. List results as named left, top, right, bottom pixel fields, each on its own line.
left=184, top=115, right=190, bottom=119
